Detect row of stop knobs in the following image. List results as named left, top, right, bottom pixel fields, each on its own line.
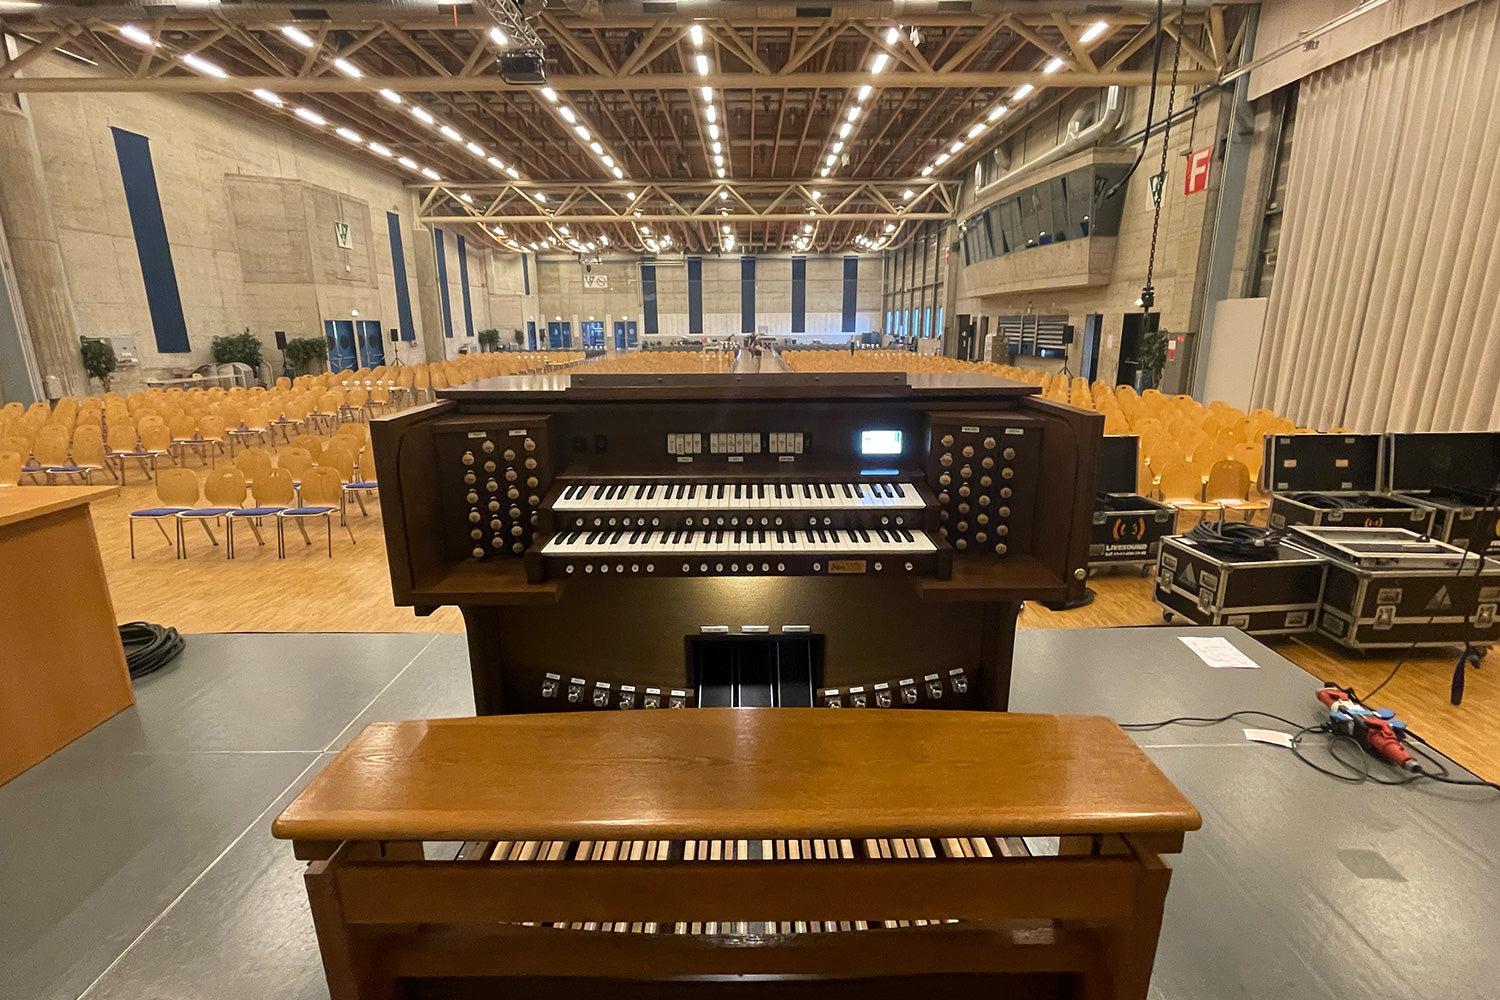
left=935, top=433, right=1017, bottom=555
left=460, top=435, right=543, bottom=558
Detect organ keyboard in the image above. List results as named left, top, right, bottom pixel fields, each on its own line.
left=274, top=709, right=1201, bottom=1000
left=372, top=370, right=1100, bottom=713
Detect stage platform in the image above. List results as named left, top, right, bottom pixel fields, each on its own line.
left=1, top=627, right=1494, bottom=1000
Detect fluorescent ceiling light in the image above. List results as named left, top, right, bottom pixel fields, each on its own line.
left=950, top=140, right=964, bottom=153
left=713, top=154, right=724, bottom=166
left=489, top=26, right=508, bottom=46
left=459, top=193, right=473, bottom=203
left=847, top=106, right=860, bottom=121
left=410, top=106, right=434, bottom=124
left=967, top=123, right=986, bottom=139
left=921, top=165, right=933, bottom=176
left=488, top=155, right=504, bottom=168
left=870, top=53, right=889, bottom=74
left=884, top=223, right=895, bottom=233
left=858, top=84, right=872, bottom=100
left=181, top=53, right=228, bottom=78
left=540, top=86, right=557, bottom=102
left=574, top=126, right=590, bottom=140
left=804, top=224, right=813, bottom=233
left=612, top=166, right=624, bottom=178
left=590, top=141, right=603, bottom=153
left=1043, top=57, right=1064, bottom=74
left=293, top=106, right=327, bottom=126
left=934, top=152, right=950, bottom=165
left=722, top=224, right=731, bottom=233
left=831, top=140, right=843, bottom=153
left=397, top=156, right=417, bottom=169
left=535, top=193, right=546, bottom=201
left=640, top=225, right=650, bottom=233
left=332, top=57, right=362, bottom=78
left=1013, top=83, right=1034, bottom=100
left=838, top=122, right=852, bottom=138
left=280, top=25, right=315, bottom=49
left=902, top=188, right=914, bottom=199
left=335, top=126, right=362, bottom=142
left=369, top=142, right=392, bottom=156
left=689, top=24, right=703, bottom=46
left=627, top=191, right=636, bottom=200
left=119, top=24, right=154, bottom=46
left=711, top=141, right=722, bottom=154
left=708, top=123, right=719, bottom=139
left=439, top=125, right=463, bottom=142
left=467, top=141, right=485, bottom=157
left=818, top=166, right=831, bottom=177
left=700, top=85, right=712, bottom=101
left=695, top=54, right=709, bottom=75
left=251, top=88, right=282, bottom=106
left=379, top=88, right=402, bottom=104
left=705, top=105, right=717, bottom=122
left=506, top=166, right=519, bottom=178
left=987, top=105, right=1007, bottom=122
left=602, top=155, right=614, bottom=166
left=420, top=167, right=440, bottom=180
left=810, top=190, right=820, bottom=200
left=559, top=106, right=576, bottom=123
left=1080, top=21, right=1109, bottom=43
left=716, top=167, right=725, bottom=177
left=719, top=191, right=728, bottom=200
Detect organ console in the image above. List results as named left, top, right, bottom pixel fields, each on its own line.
left=372, top=369, right=1101, bottom=713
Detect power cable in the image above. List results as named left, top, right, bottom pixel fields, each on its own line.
left=119, top=621, right=185, bottom=680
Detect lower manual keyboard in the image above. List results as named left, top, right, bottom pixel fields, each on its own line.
left=533, top=527, right=948, bottom=580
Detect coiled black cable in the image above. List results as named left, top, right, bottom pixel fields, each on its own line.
left=1187, top=521, right=1287, bottom=560
left=119, top=622, right=185, bottom=680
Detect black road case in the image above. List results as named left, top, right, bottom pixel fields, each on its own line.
left=1090, top=436, right=1177, bottom=566
left=1154, top=534, right=1327, bottom=635
left=1289, top=526, right=1500, bottom=650
left=1385, top=431, right=1500, bottom=555
left=1264, top=433, right=1434, bottom=534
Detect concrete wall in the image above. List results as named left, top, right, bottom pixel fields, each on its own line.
left=12, top=53, right=543, bottom=386
left=530, top=253, right=882, bottom=342
left=948, top=81, right=1227, bottom=387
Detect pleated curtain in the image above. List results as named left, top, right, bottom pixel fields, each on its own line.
left=1251, top=0, right=1500, bottom=431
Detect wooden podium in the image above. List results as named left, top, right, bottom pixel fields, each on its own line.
left=0, top=486, right=133, bottom=785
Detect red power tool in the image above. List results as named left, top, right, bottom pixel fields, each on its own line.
left=1316, top=685, right=1418, bottom=771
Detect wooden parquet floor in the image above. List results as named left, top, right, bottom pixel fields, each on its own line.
left=77, top=472, right=1499, bottom=780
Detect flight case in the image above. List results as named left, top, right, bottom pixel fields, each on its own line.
left=1385, top=431, right=1500, bottom=555
left=1289, top=526, right=1500, bottom=650
left=1154, top=534, right=1327, bottom=635
left=1264, top=433, right=1435, bottom=534
left=1090, top=435, right=1177, bottom=567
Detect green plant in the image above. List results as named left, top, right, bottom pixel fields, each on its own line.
left=512, top=328, right=525, bottom=348
left=80, top=338, right=117, bottom=392
left=477, top=328, right=501, bottom=352
left=1140, top=328, right=1169, bottom=387
left=211, top=328, right=263, bottom=369
left=284, top=336, right=328, bottom=374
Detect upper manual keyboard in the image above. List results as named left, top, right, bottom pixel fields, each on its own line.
left=555, top=481, right=925, bottom=510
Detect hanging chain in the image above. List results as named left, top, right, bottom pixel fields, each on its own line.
left=1141, top=0, right=1190, bottom=310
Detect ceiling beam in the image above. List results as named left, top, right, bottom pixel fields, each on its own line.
left=0, top=68, right=1221, bottom=94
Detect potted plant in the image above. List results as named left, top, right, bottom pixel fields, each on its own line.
left=80, top=338, right=117, bottom=393
left=284, top=336, right=329, bottom=375
left=512, top=328, right=525, bottom=349
left=1138, top=329, right=1168, bottom=391
left=211, top=328, right=264, bottom=369
left=477, top=328, right=501, bottom=352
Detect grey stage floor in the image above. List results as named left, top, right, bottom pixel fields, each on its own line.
left=2, top=628, right=1497, bottom=1000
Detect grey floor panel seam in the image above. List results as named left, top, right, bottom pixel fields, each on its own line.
left=72, top=753, right=327, bottom=1000
left=321, top=634, right=439, bottom=753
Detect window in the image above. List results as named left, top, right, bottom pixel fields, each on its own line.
left=958, top=165, right=1129, bottom=267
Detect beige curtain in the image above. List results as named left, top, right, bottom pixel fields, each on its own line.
left=1251, top=0, right=1500, bottom=432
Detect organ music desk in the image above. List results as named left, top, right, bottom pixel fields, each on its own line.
left=372, top=371, right=1100, bottom=713
left=273, top=709, right=1201, bottom=1000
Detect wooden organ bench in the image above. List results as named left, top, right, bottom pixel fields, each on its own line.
left=273, top=709, right=1200, bottom=1000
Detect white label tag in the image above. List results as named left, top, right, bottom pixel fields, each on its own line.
left=778, top=455, right=795, bottom=463
left=728, top=455, right=744, bottom=463
left=1244, top=728, right=1295, bottom=748
left=1179, top=636, right=1260, bottom=669
left=508, top=429, right=527, bottom=436
left=676, top=456, right=693, bottom=463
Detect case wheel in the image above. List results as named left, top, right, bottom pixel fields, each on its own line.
left=1162, top=610, right=1174, bottom=623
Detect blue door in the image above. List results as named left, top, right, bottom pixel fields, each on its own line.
left=613, top=322, right=626, bottom=349
left=546, top=321, right=572, bottom=348
left=581, top=321, right=605, bottom=348
left=355, top=320, right=385, bottom=368
left=526, top=321, right=537, bottom=350
left=324, top=320, right=357, bottom=373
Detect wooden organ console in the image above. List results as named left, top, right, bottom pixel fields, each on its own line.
left=371, top=370, right=1102, bottom=713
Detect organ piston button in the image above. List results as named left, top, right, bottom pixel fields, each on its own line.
left=1003, top=447, right=1016, bottom=460
left=668, top=689, right=689, bottom=709
left=541, top=672, right=562, bottom=698
left=949, top=668, right=969, bottom=694
left=925, top=673, right=944, bottom=699
left=997, top=525, right=1010, bottom=536
left=491, top=536, right=504, bottom=548
left=617, top=685, right=636, bottom=710
left=980, top=475, right=993, bottom=488
left=592, top=682, right=612, bottom=708
left=461, top=451, right=475, bottom=465
left=874, top=683, right=893, bottom=708
left=509, top=507, right=521, bottom=519
left=899, top=679, right=919, bottom=704
left=526, top=476, right=539, bottom=488
left=848, top=686, right=868, bottom=709
left=958, top=485, right=971, bottom=497
left=643, top=687, right=662, bottom=709
left=490, top=518, right=502, bottom=531
left=566, top=678, right=586, bottom=703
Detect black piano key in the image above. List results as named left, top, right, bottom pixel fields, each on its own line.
left=876, top=528, right=891, bottom=543
left=842, top=483, right=853, bottom=498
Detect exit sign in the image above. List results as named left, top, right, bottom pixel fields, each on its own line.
left=1185, top=146, right=1212, bottom=195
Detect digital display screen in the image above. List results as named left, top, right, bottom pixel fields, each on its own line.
left=859, top=429, right=904, bottom=456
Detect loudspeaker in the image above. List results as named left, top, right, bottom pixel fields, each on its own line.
left=274, top=331, right=287, bottom=350
left=390, top=329, right=399, bottom=343
left=1062, top=323, right=1075, bottom=345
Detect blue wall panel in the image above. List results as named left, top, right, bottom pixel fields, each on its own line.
left=641, top=262, right=659, bottom=334
left=434, top=228, right=453, bottom=338
left=386, top=212, right=416, bottom=342
left=110, top=127, right=190, bottom=353
left=842, top=256, right=859, bottom=333
left=457, top=235, right=475, bottom=339
left=686, top=257, right=703, bottom=334
left=740, top=257, right=755, bottom=334
left=791, top=257, right=806, bottom=333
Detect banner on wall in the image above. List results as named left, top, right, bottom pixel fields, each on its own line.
left=584, top=273, right=609, bottom=289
